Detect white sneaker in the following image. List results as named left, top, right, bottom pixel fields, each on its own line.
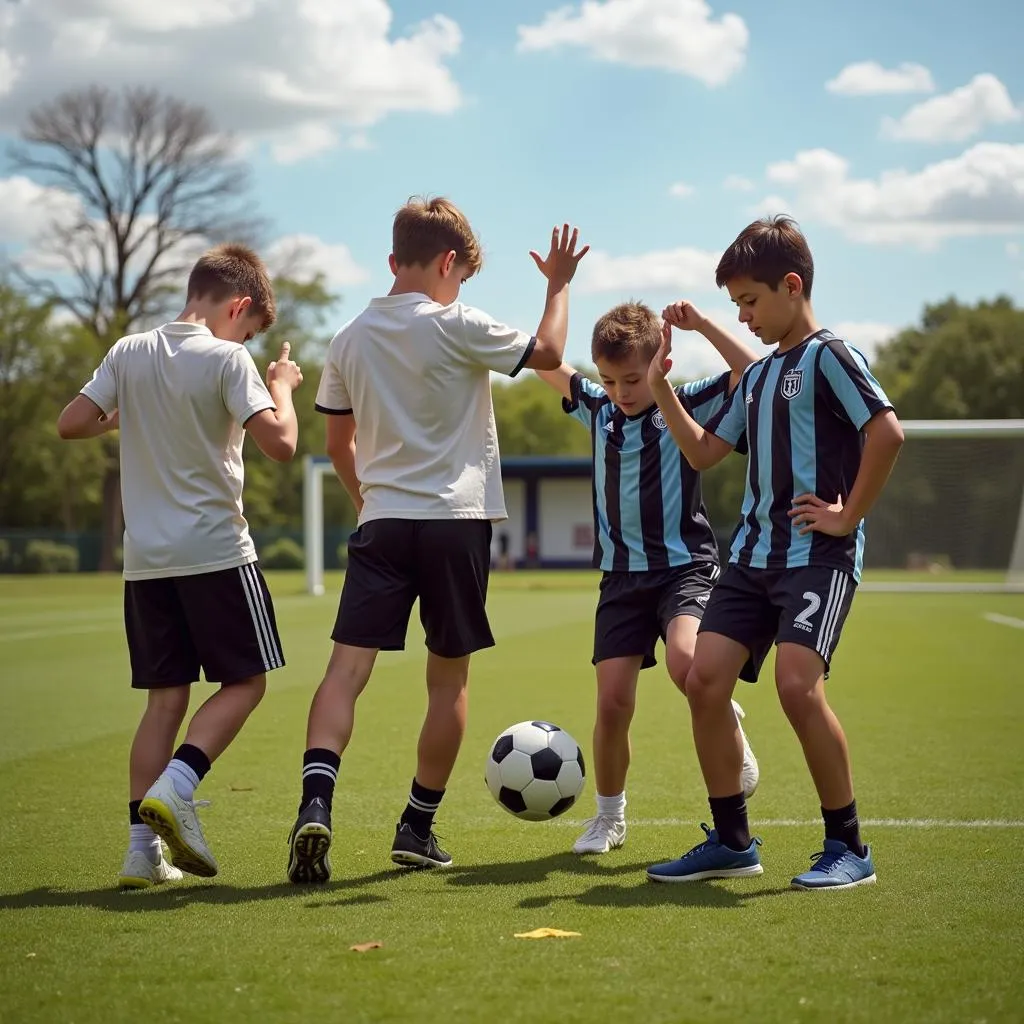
left=732, top=699, right=760, bottom=800
left=118, top=847, right=184, bottom=889
left=138, top=773, right=219, bottom=877
left=573, top=814, right=627, bottom=855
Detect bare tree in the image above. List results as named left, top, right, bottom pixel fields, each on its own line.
left=9, top=86, right=262, bottom=569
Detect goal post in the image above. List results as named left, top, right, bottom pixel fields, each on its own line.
left=301, top=421, right=1024, bottom=595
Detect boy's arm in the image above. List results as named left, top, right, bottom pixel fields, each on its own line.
left=662, top=300, right=757, bottom=390
left=325, top=414, right=362, bottom=513
left=790, top=411, right=904, bottom=535
left=534, top=362, right=577, bottom=400
left=523, top=225, right=589, bottom=371
left=238, top=342, right=302, bottom=462
left=648, top=324, right=735, bottom=470
left=57, top=396, right=119, bottom=439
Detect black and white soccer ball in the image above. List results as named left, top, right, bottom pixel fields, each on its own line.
left=485, top=721, right=586, bottom=821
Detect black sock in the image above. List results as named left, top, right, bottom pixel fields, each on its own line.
left=129, top=799, right=142, bottom=826
left=822, top=800, right=866, bottom=857
left=301, top=748, right=340, bottom=811
left=400, top=779, right=445, bottom=837
left=172, top=743, right=211, bottom=781
left=709, top=793, right=751, bottom=852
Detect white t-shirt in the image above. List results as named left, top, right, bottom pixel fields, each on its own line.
left=81, top=322, right=275, bottom=580
left=315, top=293, right=534, bottom=523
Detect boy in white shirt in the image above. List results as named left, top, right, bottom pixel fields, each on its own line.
left=58, top=244, right=302, bottom=887
left=287, top=197, right=588, bottom=882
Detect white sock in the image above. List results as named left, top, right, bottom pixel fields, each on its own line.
left=166, top=759, right=200, bottom=802
left=597, top=791, right=626, bottom=820
left=129, top=823, right=160, bottom=862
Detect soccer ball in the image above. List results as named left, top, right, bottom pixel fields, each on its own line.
left=485, top=720, right=586, bottom=821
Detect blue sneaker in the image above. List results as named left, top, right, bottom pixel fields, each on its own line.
left=647, top=823, right=763, bottom=883
left=791, top=839, right=877, bottom=890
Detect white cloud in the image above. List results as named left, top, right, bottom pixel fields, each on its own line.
left=761, top=143, right=1024, bottom=247
left=832, top=321, right=899, bottom=359
left=580, top=246, right=719, bottom=294
left=0, top=175, right=83, bottom=247
left=271, top=124, right=340, bottom=165
left=826, top=61, right=935, bottom=96
left=881, top=73, right=1021, bottom=143
left=266, top=234, right=370, bottom=290
left=517, top=0, right=748, bottom=87
left=669, top=181, right=695, bottom=198
left=723, top=174, right=755, bottom=191
left=0, top=0, right=463, bottom=161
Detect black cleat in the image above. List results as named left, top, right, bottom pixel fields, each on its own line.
left=390, top=822, right=453, bottom=869
left=287, top=798, right=332, bottom=884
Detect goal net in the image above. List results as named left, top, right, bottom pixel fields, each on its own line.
left=301, top=420, right=1024, bottom=595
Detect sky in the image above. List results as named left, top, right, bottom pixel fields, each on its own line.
left=1, top=0, right=1023, bottom=375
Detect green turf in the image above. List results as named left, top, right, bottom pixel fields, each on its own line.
left=2, top=571, right=1023, bottom=1023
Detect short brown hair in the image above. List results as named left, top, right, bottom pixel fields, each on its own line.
left=187, top=243, right=277, bottom=331
left=392, top=196, right=482, bottom=274
left=591, top=301, right=662, bottom=364
left=715, top=215, right=814, bottom=298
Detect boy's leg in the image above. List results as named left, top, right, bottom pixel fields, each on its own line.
left=665, top=613, right=759, bottom=801
left=389, top=521, right=493, bottom=869
left=771, top=568, right=875, bottom=889
left=573, top=656, right=642, bottom=854
left=119, top=578, right=198, bottom=888
left=575, top=572, right=659, bottom=854
left=139, top=564, right=283, bottom=878
left=289, top=521, right=417, bottom=883
left=648, top=566, right=774, bottom=883
left=120, top=685, right=190, bottom=889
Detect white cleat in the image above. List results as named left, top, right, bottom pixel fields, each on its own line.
left=573, top=814, right=627, bottom=855
left=138, top=773, right=219, bottom=878
left=732, top=699, right=760, bottom=800
left=118, top=848, right=184, bottom=890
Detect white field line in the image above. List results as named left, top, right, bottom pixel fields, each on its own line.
left=984, top=612, right=1024, bottom=630
left=0, top=622, right=120, bottom=643
left=551, top=818, right=1024, bottom=829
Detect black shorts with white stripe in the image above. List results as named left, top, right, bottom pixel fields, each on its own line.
left=123, top=562, right=285, bottom=688
left=698, top=564, right=856, bottom=682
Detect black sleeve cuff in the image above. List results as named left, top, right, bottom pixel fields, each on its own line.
left=561, top=372, right=583, bottom=414
left=509, top=336, right=537, bottom=378
left=315, top=403, right=353, bottom=416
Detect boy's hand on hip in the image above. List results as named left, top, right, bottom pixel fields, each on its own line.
left=529, top=224, right=589, bottom=287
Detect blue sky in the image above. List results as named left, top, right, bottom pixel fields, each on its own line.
left=1, top=0, right=1022, bottom=374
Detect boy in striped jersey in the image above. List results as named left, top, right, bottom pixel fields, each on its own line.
left=58, top=245, right=302, bottom=887
left=536, top=300, right=760, bottom=855
left=646, top=216, right=904, bottom=889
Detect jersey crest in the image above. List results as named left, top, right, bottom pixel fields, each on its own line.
left=780, top=368, right=803, bottom=400
left=652, top=410, right=667, bottom=430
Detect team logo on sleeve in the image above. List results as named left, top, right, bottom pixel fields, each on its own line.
left=780, top=368, right=803, bottom=400
left=652, top=411, right=667, bottom=430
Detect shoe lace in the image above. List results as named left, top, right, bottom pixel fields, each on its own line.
left=807, top=848, right=846, bottom=874
left=579, top=814, right=617, bottom=842
left=678, top=822, right=715, bottom=859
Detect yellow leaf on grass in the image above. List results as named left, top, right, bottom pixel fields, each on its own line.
left=349, top=942, right=384, bottom=953
left=513, top=928, right=581, bottom=940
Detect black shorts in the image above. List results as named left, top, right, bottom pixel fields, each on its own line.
left=333, top=519, right=494, bottom=659
left=124, top=562, right=284, bottom=689
left=593, top=562, right=720, bottom=670
left=699, top=564, right=857, bottom=682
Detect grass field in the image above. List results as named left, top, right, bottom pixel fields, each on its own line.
left=2, top=570, right=1024, bottom=1024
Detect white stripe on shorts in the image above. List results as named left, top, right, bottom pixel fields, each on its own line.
left=238, top=564, right=282, bottom=670
left=816, top=569, right=848, bottom=661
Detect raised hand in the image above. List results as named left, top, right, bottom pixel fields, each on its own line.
left=662, top=300, right=708, bottom=332
left=648, top=321, right=674, bottom=387
left=529, top=224, right=590, bottom=288
left=267, top=341, right=303, bottom=391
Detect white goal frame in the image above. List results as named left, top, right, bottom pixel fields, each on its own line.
left=303, top=420, right=1024, bottom=596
